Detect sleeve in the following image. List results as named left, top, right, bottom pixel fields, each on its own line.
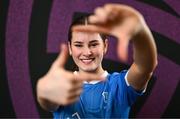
left=117, top=70, right=145, bottom=106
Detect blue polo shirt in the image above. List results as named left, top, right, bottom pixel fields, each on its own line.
left=53, top=70, right=144, bottom=118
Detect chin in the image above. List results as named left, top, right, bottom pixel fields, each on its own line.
left=80, top=67, right=97, bottom=73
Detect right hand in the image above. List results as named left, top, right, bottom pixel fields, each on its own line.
left=37, top=44, right=104, bottom=106
left=72, top=4, right=145, bottom=62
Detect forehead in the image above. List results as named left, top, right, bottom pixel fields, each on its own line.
left=72, top=31, right=102, bottom=42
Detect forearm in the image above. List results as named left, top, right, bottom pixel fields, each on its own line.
left=37, top=79, right=59, bottom=112
left=132, top=21, right=157, bottom=73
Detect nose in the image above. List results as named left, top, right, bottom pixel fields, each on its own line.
left=83, top=47, right=92, bottom=56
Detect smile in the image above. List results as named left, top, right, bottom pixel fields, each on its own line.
left=80, top=58, right=95, bottom=64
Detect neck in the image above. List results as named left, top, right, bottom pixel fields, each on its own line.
left=79, top=66, right=105, bottom=76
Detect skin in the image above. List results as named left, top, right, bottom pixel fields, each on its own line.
left=73, top=3, right=157, bottom=90
left=37, top=44, right=105, bottom=111
left=37, top=3, right=157, bottom=112
left=69, top=31, right=108, bottom=74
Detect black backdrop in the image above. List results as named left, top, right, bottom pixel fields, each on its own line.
left=0, top=0, right=180, bottom=118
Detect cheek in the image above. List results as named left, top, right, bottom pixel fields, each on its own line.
left=96, top=47, right=105, bottom=55
left=71, top=47, right=81, bottom=58
left=93, top=48, right=105, bottom=60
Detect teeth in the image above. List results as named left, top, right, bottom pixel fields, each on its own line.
left=81, top=59, right=93, bottom=64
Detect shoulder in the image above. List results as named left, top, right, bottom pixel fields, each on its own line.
left=108, top=70, right=128, bottom=80
left=107, top=70, right=128, bottom=85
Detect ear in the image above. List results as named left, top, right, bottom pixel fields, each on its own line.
left=68, top=42, right=72, bottom=55
left=103, top=39, right=108, bottom=55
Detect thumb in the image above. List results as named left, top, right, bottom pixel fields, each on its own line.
left=53, top=44, right=69, bottom=68
left=72, top=25, right=110, bottom=35
left=117, top=37, right=129, bottom=62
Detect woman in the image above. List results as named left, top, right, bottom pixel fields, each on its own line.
left=37, top=3, right=157, bottom=118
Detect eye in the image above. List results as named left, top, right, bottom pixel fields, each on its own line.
left=90, top=43, right=99, bottom=47
left=74, top=44, right=83, bottom=47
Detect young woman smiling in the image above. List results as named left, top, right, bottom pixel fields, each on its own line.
left=37, top=3, right=157, bottom=118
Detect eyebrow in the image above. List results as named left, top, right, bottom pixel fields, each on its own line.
left=73, top=41, right=83, bottom=44
left=89, top=40, right=99, bottom=43
left=73, top=40, right=99, bottom=44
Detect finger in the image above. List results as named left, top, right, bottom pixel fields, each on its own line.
left=67, top=96, right=80, bottom=105
left=104, top=3, right=131, bottom=11
left=103, top=4, right=121, bottom=21
left=117, top=38, right=129, bottom=62
left=70, top=79, right=83, bottom=87
left=61, top=95, right=79, bottom=105
left=68, top=81, right=83, bottom=93
left=66, top=89, right=82, bottom=104
left=92, top=7, right=108, bottom=24
left=68, top=88, right=83, bottom=99
left=72, top=25, right=110, bottom=35
left=76, top=72, right=106, bottom=82
left=53, top=44, right=69, bottom=68
left=88, top=15, right=105, bottom=24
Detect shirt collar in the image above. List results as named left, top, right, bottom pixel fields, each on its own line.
left=74, top=71, right=108, bottom=84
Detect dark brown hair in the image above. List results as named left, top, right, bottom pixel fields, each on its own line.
left=67, top=12, right=107, bottom=71
left=68, top=12, right=107, bottom=43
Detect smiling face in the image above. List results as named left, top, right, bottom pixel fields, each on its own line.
left=68, top=31, right=108, bottom=74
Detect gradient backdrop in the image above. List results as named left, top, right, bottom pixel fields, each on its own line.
left=0, top=0, right=180, bottom=118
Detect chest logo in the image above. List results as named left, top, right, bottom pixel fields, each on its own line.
left=102, top=92, right=108, bottom=103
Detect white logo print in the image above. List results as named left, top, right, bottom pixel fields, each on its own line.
left=102, top=92, right=108, bottom=103
left=72, top=112, right=81, bottom=119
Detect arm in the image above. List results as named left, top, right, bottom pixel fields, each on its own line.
left=36, top=44, right=104, bottom=111
left=72, top=4, right=158, bottom=91
left=36, top=44, right=83, bottom=111
left=127, top=20, right=157, bottom=91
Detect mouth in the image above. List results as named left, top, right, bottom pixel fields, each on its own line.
left=80, top=58, right=95, bottom=64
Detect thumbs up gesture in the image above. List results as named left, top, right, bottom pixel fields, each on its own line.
left=37, top=44, right=104, bottom=110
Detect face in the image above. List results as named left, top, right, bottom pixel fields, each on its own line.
left=69, top=31, right=108, bottom=73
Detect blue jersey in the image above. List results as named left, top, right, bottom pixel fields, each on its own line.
left=53, top=70, right=144, bottom=118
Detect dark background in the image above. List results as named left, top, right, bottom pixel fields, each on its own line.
left=0, top=0, right=179, bottom=118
